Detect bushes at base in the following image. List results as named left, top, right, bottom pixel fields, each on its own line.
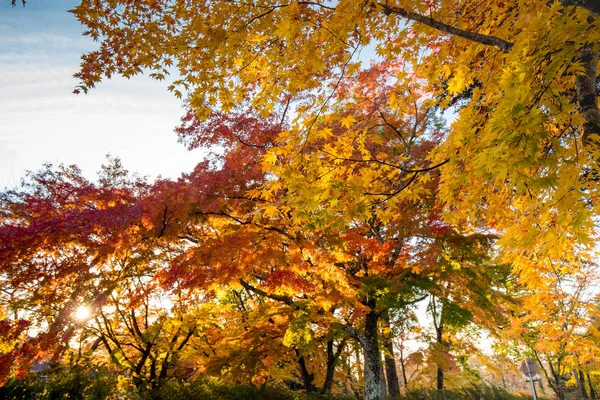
left=145, top=378, right=355, bottom=400
left=0, top=372, right=353, bottom=400
left=0, top=366, right=116, bottom=400
left=404, top=385, right=533, bottom=400
left=1, top=372, right=532, bottom=400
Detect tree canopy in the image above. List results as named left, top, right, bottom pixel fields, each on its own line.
left=2, top=1, right=600, bottom=399
left=71, top=0, right=600, bottom=271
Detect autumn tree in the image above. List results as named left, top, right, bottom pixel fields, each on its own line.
left=0, top=159, right=219, bottom=387
left=0, top=95, right=513, bottom=400
left=0, top=159, right=153, bottom=381
left=240, top=59, right=513, bottom=399
left=0, top=150, right=270, bottom=386
left=156, top=59, right=512, bottom=400
left=180, top=58, right=514, bottom=399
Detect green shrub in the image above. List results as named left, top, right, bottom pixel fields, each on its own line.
left=0, top=366, right=116, bottom=400
left=146, top=378, right=356, bottom=400
left=0, top=375, right=45, bottom=400
left=2, top=371, right=530, bottom=400
left=403, top=385, right=532, bottom=400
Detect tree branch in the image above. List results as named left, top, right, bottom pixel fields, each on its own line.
left=379, top=4, right=514, bottom=52
left=239, top=279, right=298, bottom=308
left=339, top=323, right=365, bottom=347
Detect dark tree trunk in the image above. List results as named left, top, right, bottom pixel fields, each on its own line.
left=574, top=46, right=600, bottom=146
left=133, top=343, right=153, bottom=388
left=149, top=357, right=157, bottom=386
left=399, top=344, right=408, bottom=389
left=436, top=366, right=444, bottom=391
left=560, top=0, right=600, bottom=15
left=435, top=328, right=444, bottom=390
left=588, top=372, right=597, bottom=399
left=322, top=340, right=336, bottom=394
left=296, top=353, right=315, bottom=393
left=158, top=353, right=170, bottom=381
left=575, top=369, right=590, bottom=400
left=431, top=296, right=445, bottom=391
left=321, top=339, right=346, bottom=394
left=548, top=362, right=566, bottom=400
left=382, top=312, right=401, bottom=399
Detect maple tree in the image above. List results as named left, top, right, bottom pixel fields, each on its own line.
left=0, top=109, right=333, bottom=390
left=0, top=159, right=150, bottom=380
left=227, top=60, right=513, bottom=399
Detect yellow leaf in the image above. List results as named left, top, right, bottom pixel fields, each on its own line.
left=341, top=115, right=356, bottom=129
left=274, top=18, right=292, bottom=38
left=263, top=204, right=279, bottom=217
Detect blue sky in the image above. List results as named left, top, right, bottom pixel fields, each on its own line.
left=0, top=0, right=204, bottom=188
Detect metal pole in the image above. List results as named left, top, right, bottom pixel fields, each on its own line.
left=526, top=361, right=538, bottom=400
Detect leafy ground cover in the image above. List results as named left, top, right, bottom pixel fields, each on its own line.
left=0, top=368, right=533, bottom=400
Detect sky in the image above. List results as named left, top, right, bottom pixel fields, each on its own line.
left=0, top=0, right=205, bottom=189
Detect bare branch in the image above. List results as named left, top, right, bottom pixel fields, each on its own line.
left=379, top=3, right=513, bottom=52
left=239, top=279, right=298, bottom=308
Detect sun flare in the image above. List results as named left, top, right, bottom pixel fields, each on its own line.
left=74, top=305, right=91, bottom=321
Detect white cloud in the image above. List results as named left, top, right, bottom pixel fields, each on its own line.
left=0, top=32, right=79, bottom=46
left=0, top=0, right=204, bottom=189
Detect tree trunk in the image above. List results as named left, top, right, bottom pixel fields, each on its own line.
left=431, top=296, right=445, bottom=391
left=576, top=47, right=600, bottom=146
left=548, top=363, right=566, bottom=400
left=382, top=312, right=401, bottom=399
left=322, top=339, right=345, bottom=394
left=575, top=369, right=590, bottom=400
left=345, top=357, right=360, bottom=398
left=340, top=300, right=382, bottom=400
left=380, top=356, right=387, bottom=399
left=399, top=344, right=408, bottom=389
left=560, top=0, right=600, bottom=15
left=363, top=308, right=383, bottom=400
left=436, top=366, right=444, bottom=391
left=322, top=340, right=336, bottom=394
left=296, top=353, right=315, bottom=393
left=435, top=328, right=444, bottom=390
left=588, top=372, right=597, bottom=399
